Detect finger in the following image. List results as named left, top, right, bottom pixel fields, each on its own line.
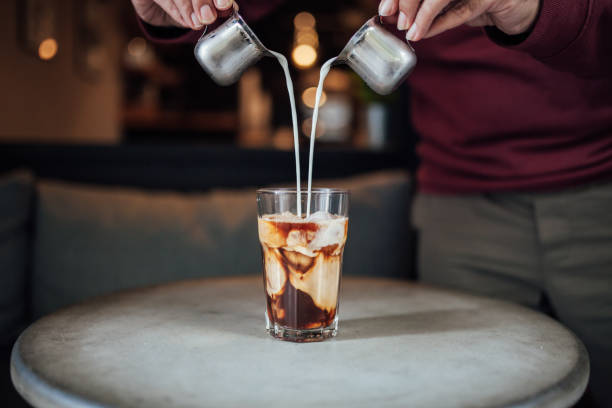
left=213, top=0, right=234, bottom=11
left=406, top=0, right=452, bottom=41
left=378, top=0, right=399, bottom=17
left=188, top=0, right=204, bottom=28
left=134, top=1, right=177, bottom=26
left=158, top=9, right=183, bottom=26
left=422, top=0, right=489, bottom=39
left=193, top=0, right=217, bottom=25
left=216, top=6, right=235, bottom=19
left=153, top=0, right=189, bottom=27
left=397, top=0, right=420, bottom=31
left=172, top=0, right=199, bottom=29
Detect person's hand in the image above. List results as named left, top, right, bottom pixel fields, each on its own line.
left=378, top=0, right=540, bottom=41
left=131, top=0, right=236, bottom=30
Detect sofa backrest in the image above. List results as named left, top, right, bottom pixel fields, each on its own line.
left=0, top=144, right=414, bottom=192
left=0, top=171, right=33, bottom=345
left=31, top=171, right=412, bottom=317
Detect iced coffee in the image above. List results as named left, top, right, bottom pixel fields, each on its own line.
left=257, top=189, right=348, bottom=342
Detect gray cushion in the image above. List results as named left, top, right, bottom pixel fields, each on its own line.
left=0, top=170, right=33, bottom=345
left=32, top=171, right=411, bottom=317
left=323, top=172, right=412, bottom=280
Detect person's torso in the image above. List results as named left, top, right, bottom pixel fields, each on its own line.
left=409, top=26, right=612, bottom=193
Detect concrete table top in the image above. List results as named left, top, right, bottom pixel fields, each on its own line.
left=11, top=276, right=589, bottom=408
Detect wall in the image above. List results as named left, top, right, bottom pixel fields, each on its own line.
left=0, top=0, right=121, bottom=144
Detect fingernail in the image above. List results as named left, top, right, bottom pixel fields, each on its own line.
left=397, top=12, right=408, bottom=30
left=191, top=12, right=202, bottom=28
left=200, top=5, right=215, bottom=24
left=378, top=0, right=392, bottom=16
left=214, top=0, right=231, bottom=9
left=406, top=23, right=418, bottom=41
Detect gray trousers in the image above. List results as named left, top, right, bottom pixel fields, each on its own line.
left=413, top=184, right=612, bottom=407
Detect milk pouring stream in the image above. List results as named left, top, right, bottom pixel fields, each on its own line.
left=306, top=58, right=337, bottom=217
left=268, top=51, right=302, bottom=216
left=195, top=12, right=417, bottom=217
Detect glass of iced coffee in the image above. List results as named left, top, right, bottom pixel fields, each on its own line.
left=257, top=188, right=349, bottom=342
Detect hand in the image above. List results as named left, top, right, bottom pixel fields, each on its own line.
left=131, top=0, right=236, bottom=30
left=378, top=0, right=540, bottom=41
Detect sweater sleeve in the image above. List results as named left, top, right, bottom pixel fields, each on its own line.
left=138, top=0, right=284, bottom=44
left=486, top=0, right=612, bottom=78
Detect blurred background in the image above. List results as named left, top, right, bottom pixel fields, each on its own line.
left=0, top=0, right=417, bottom=155
left=1, top=1, right=417, bottom=405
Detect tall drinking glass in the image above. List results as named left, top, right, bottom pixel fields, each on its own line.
left=257, top=188, right=349, bottom=342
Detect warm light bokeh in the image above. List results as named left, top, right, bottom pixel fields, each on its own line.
left=302, top=117, right=325, bottom=139
left=295, top=31, right=319, bottom=47
left=293, top=12, right=315, bottom=29
left=292, top=44, right=317, bottom=69
left=127, top=37, right=147, bottom=57
left=292, top=11, right=319, bottom=69
left=38, top=38, right=58, bottom=61
left=302, top=87, right=327, bottom=109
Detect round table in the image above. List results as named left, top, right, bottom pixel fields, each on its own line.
left=11, top=277, right=589, bottom=408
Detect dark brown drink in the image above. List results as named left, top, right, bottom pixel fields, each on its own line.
left=258, top=212, right=348, bottom=340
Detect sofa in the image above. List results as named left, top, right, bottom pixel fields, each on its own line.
left=1, top=163, right=413, bottom=406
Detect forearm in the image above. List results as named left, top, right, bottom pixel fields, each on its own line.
left=487, top=0, right=612, bottom=78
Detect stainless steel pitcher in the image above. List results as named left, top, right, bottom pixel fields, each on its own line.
left=194, top=11, right=270, bottom=86
left=194, top=13, right=417, bottom=95
left=337, top=16, right=417, bottom=95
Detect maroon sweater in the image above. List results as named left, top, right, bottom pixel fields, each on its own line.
left=142, top=0, right=612, bottom=193
left=411, top=0, right=612, bottom=193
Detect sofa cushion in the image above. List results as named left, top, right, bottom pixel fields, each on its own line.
left=0, top=170, right=33, bottom=345
left=32, top=171, right=411, bottom=317
left=323, top=172, right=413, bottom=280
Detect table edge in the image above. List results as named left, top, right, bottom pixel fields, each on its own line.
left=502, top=333, right=590, bottom=408
left=10, top=328, right=590, bottom=408
left=11, top=334, right=107, bottom=408
left=10, top=276, right=591, bottom=408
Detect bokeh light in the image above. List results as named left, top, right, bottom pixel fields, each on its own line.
left=294, top=12, right=315, bottom=29
left=38, top=38, right=58, bottom=61
left=302, top=117, right=325, bottom=139
left=296, top=31, right=319, bottom=47
left=302, top=87, right=327, bottom=109
left=127, top=37, right=147, bottom=58
left=292, top=44, right=317, bottom=69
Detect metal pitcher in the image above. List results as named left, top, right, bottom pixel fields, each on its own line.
left=338, top=16, right=417, bottom=95
left=194, top=11, right=270, bottom=86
